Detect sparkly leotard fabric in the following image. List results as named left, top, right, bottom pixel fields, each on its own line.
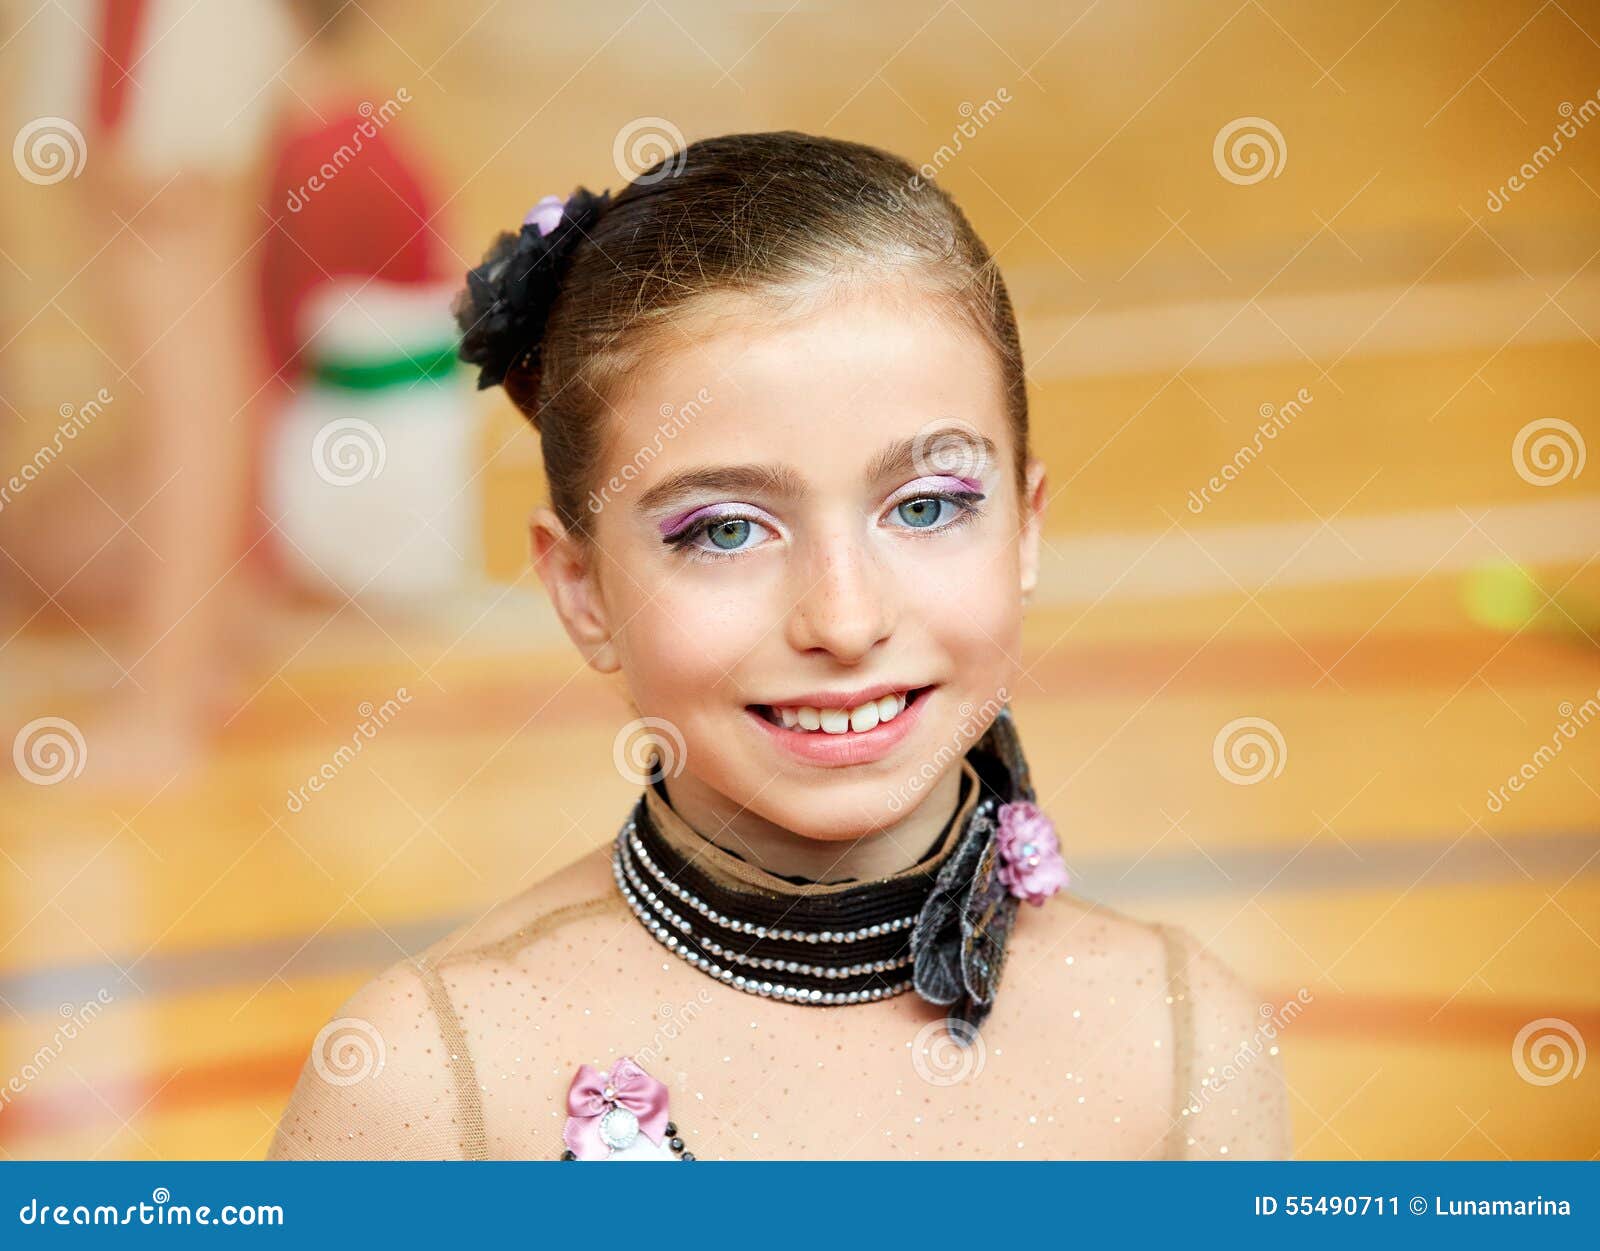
left=269, top=756, right=1292, bottom=1160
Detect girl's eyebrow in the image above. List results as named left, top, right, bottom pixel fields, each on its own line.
left=636, top=464, right=805, bottom=514
left=634, top=427, right=998, bottom=514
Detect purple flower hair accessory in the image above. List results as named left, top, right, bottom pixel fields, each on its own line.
left=523, top=194, right=566, bottom=237
left=994, top=800, right=1068, bottom=906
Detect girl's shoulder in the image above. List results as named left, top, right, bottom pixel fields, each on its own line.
left=1015, top=890, right=1268, bottom=1036
left=425, top=842, right=622, bottom=963
left=267, top=843, right=624, bottom=1160
left=1010, top=893, right=1292, bottom=1158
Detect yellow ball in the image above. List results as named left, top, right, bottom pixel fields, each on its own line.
left=1461, top=561, right=1542, bottom=631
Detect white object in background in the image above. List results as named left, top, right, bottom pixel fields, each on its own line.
left=266, top=280, right=481, bottom=597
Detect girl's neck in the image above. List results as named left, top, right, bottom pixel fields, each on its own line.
left=657, top=767, right=965, bottom=883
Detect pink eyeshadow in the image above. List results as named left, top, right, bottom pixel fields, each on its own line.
left=919, top=474, right=986, bottom=493
left=658, top=503, right=730, bottom=537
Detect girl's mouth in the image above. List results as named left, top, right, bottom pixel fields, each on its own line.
left=743, top=686, right=936, bottom=768
left=748, top=685, right=933, bottom=735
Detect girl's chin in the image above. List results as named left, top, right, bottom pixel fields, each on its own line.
left=747, top=806, right=914, bottom=843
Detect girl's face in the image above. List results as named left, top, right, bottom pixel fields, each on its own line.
left=537, top=280, right=1047, bottom=842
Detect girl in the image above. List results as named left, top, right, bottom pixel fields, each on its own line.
left=269, top=131, right=1291, bottom=1161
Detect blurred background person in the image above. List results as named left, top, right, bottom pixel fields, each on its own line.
left=0, top=0, right=472, bottom=784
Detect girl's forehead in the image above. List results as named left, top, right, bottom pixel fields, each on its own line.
left=608, top=287, right=1008, bottom=470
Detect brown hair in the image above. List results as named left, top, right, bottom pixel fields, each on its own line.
left=463, top=130, right=1027, bottom=540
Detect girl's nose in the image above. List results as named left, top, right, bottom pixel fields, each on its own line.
left=783, top=530, right=895, bottom=663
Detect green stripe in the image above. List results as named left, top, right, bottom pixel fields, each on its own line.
left=311, top=344, right=460, bottom=391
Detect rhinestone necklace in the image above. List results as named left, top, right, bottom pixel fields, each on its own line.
left=610, top=706, right=1038, bottom=1024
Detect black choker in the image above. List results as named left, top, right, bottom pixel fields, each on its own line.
left=609, top=705, right=1040, bottom=1031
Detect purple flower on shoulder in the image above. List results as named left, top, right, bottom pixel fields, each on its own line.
left=994, top=801, right=1068, bottom=906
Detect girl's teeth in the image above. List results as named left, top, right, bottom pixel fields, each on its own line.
left=767, top=692, right=913, bottom=734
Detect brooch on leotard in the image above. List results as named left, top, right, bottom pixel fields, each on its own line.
left=558, top=1055, right=696, bottom=1161
left=908, top=706, right=1067, bottom=1035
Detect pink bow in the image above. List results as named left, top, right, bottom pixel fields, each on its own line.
left=561, top=1055, right=671, bottom=1159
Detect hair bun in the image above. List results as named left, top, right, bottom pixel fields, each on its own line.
left=453, top=186, right=612, bottom=396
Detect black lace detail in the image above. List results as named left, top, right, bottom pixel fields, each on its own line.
left=910, top=705, right=1035, bottom=1037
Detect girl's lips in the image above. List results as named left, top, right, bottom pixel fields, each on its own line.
left=744, top=686, right=933, bottom=768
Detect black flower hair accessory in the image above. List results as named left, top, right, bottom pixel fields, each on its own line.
left=453, top=186, right=613, bottom=392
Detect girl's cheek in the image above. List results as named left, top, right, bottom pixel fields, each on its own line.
left=916, top=533, right=1023, bottom=656
left=888, top=519, right=1011, bottom=595
left=631, top=580, right=773, bottom=680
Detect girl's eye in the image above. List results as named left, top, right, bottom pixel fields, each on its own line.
left=663, top=514, right=774, bottom=561
left=886, top=491, right=985, bottom=532
left=663, top=489, right=984, bottom=562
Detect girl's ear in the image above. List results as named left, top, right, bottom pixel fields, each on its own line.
left=1018, top=456, right=1048, bottom=602
left=529, top=507, right=621, bottom=674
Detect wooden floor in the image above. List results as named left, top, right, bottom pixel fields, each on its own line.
left=0, top=0, right=1596, bottom=1160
